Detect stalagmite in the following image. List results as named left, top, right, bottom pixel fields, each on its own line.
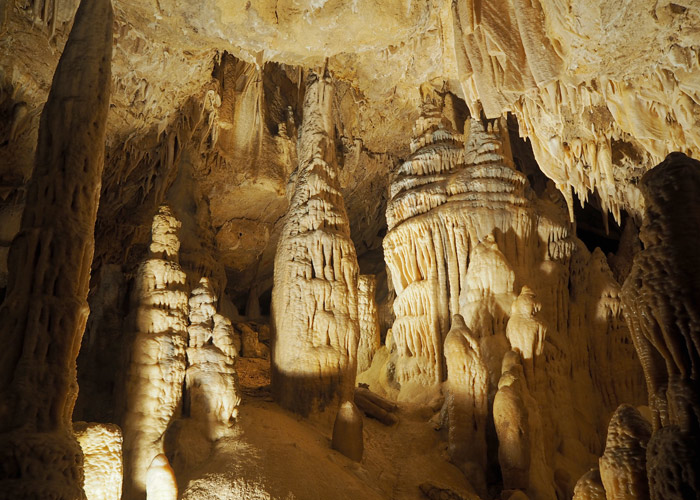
left=0, top=0, right=112, bottom=497
left=494, top=350, right=556, bottom=500
left=621, top=152, right=700, bottom=500
left=331, top=400, right=364, bottom=462
left=598, top=404, right=651, bottom=500
left=122, top=205, right=188, bottom=500
left=505, top=286, right=545, bottom=380
left=572, top=469, right=606, bottom=500
left=357, top=274, right=381, bottom=374
left=185, top=277, right=241, bottom=441
left=73, top=423, right=123, bottom=500
left=271, top=70, right=360, bottom=416
left=444, top=314, right=488, bottom=496
left=145, top=454, right=177, bottom=500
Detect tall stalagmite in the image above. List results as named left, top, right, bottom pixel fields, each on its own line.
left=271, top=70, right=360, bottom=416
left=357, top=274, right=381, bottom=374
left=444, top=314, right=489, bottom=496
left=621, top=152, right=700, bottom=500
left=122, top=206, right=188, bottom=500
left=0, top=0, right=113, bottom=497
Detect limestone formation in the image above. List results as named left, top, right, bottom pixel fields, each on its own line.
left=494, top=351, right=556, bottom=500
left=237, top=322, right=269, bottom=359
left=599, top=405, right=651, bottom=500
left=271, top=70, right=360, bottom=416
left=122, top=206, right=188, bottom=500
left=145, top=454, right=177, bottom=500
left=621, top=152, right=700, bottom=500
left=646, top=426, right=700, bottom=500
left=185, top=277, right=241, bottom=441
left=622, top=153, right=700, bottom=432
left=331, top=400, right=364, bottom=462
left=505, top=286, right=546, bottom=380
left=572, top=469, right=606, bottom=500
left=444, top=315, right=488, bottom=496
left=357, top=274, right=381, bottom=374
left=0, top=0, right=112, bottom=497
left=74, top=423, right=123, bottom=500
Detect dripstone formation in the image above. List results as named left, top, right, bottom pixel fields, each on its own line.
left=271, top=70, right=360, bottom=416
left=0, top=0, right=113, bottom=497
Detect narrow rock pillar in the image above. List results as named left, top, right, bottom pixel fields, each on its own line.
left=0, top=0, right=112, bottom=497
left=271, top=70, right=360, bottom=416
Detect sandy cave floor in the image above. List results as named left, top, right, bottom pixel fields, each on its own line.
left=181, top=357, right=477, bottom=500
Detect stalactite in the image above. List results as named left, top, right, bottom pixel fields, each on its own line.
left=0, top=0, right=112, bottom=497
left=271, top=70, right=360, bottom=416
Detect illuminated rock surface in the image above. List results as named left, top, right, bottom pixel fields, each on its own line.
left=1, top=1, right=698, bottom=499
left=271, top=70, right=360, bottom=416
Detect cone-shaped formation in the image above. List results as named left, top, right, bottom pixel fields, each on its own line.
left=0, top=0, right=113, bottom=497
left=599, top=404, right=651, bottom=500
left=186, top=277, right=241, bottom=440
left=271, top=70, right=360, bottom=415
left=122, top=206, right=188, bottom=500
left=145, top=454, right=177, bottom=500
left=331, top=400, right=364, bottom=462
left=572, top=469, right=606, bottom=500
left=357, top=274, right=381, bottom=374
left=444, top=314, right=488, bottom=496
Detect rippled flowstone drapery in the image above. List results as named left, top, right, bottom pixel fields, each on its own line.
left=621, top=152, right=700, bottom=500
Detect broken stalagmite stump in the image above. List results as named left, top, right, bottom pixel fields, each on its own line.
left=331, top=400, right=364, bottom=462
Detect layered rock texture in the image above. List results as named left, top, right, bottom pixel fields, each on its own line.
left=122, top=206, right=189, bottom=500
left=1, top=1, right=699, bottom=499
left=620, top=152, right=700, bottom=500
left=373, top=102, right=647, bottom=497
left=271, top=71, right=360, bottom=416
left=0, top=0, right=112, bottom=497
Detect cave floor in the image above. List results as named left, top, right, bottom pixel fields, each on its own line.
left=181, top=356, right=477, bottom=500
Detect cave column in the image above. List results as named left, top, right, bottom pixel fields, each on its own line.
left=271, top=69, right=360, bottom=416
left=0, top=0, right=113, bottom=497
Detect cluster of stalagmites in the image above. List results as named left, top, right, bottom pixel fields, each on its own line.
left=119, top=204, right=244, bottom=499
left=366, top=102, right=646, bottom=498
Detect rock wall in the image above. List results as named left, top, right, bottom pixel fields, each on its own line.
left=271, top=70, right=360, bottom=416
left=620, top=152, right=700, bottom=500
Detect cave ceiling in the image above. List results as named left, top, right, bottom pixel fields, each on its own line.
left=1, top=0, right=699, bottom=302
